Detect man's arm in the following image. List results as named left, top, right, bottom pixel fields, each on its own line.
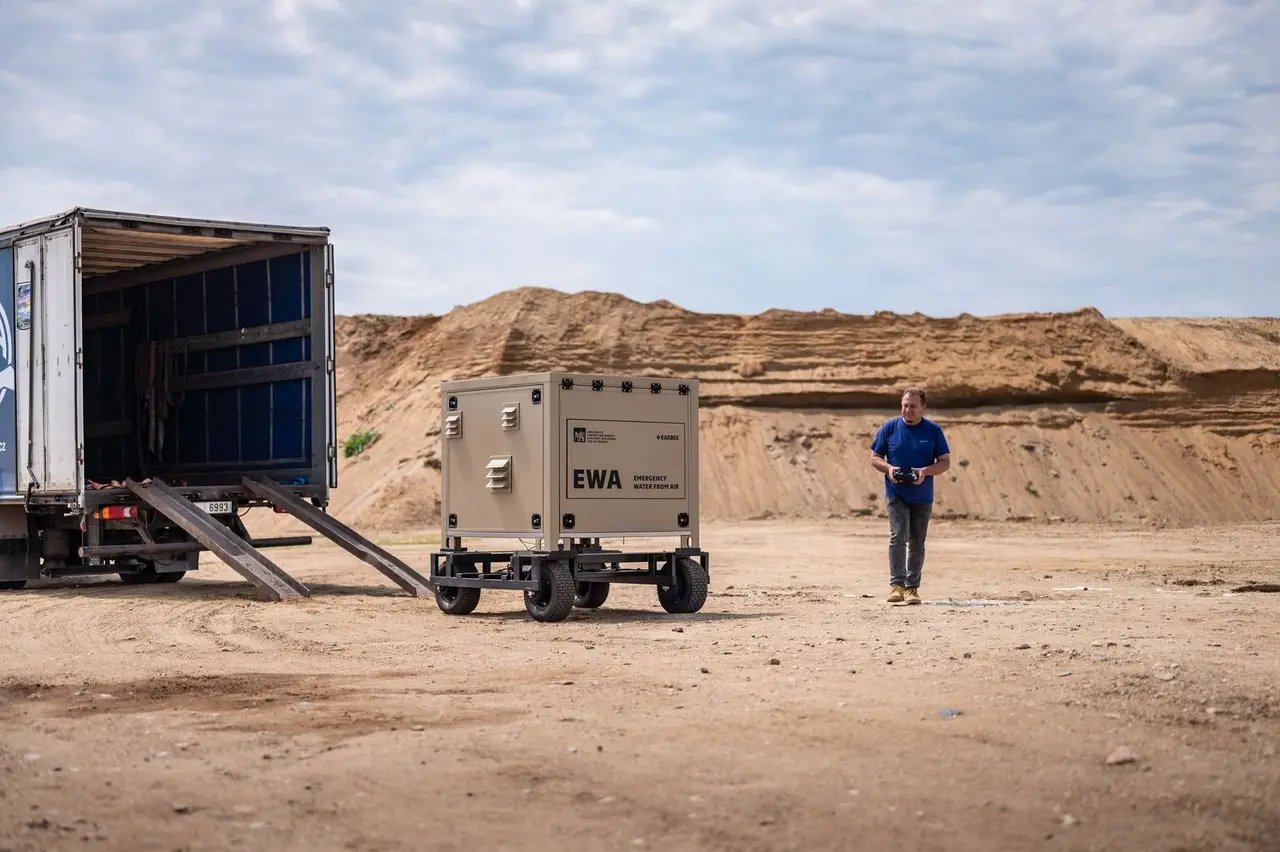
left=917, top=453, right=951, bottom=478
left=871, top=451, right=894, bottom=476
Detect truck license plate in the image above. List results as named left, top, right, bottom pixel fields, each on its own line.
left=194, top=500, right=233, bottom=515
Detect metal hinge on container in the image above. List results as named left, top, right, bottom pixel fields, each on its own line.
left=485, top=456, right=512, bottom=492
left=444, top=412, right=463, bottom=438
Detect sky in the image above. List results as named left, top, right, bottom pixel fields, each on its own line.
left=1, top=1, right=1276, bottom=318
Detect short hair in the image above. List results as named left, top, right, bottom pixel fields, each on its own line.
left=901, top=387, right=927, bottom=405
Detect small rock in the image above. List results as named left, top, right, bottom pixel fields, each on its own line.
left=962, top=652, right=972, bottom=658
left=412, top=725, right=425, bottom=732
left=172, top=803, right=191, bottom=815
left=1015, top=643, right=1032, bottom=650
left=1062, top=814, right=1079, bottom=827
left=1105, top=746, right=1139, bottom=766
left=672, top=627, right=684, bottom=633
left=768, top=658, right=780, bottom=666
left=700, top=667, right=710, bottom=674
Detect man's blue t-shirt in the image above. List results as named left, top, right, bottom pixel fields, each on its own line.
left=871, top=417, right=951, bottom=503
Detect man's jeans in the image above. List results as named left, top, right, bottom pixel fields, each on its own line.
left=888, top=496, right=933, bottom=589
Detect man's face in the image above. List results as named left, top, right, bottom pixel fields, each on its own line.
left=901, top=393, right=925, bottom=424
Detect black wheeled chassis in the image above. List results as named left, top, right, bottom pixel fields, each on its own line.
left=430, top=538, right=709, bottom=594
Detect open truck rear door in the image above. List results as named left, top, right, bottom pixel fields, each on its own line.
left=14, top=224, right=83, bottom=496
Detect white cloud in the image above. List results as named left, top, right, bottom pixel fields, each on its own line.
left=0, top=0, right=1275, bottom=317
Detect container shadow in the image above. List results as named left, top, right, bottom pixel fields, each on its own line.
left=461, top=607, right=776, bottom=624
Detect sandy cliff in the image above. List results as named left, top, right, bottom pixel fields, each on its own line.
left=318, top=289, right=1279, bottom=529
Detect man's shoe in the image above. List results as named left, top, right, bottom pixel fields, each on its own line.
left=904, top=587, right=921, bottom=605
left=887, top=586, right=905, bottom=603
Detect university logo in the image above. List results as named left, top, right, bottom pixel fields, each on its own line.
left=573, top=427, right=587, bottom=443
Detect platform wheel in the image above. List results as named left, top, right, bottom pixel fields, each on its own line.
left=525, top=560, right=575, bottom=623
left=435, top=584, right=481, bottom=615
left=0, top=580, right=26, bottom=591
left=574, top=581, right=610, bottom=609
left=657, top=557, right=708, bottom=614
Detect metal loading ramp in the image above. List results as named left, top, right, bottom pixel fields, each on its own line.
left=241, top=475, right=431, bottom=597
left=125, top=478, right=310, bottom=601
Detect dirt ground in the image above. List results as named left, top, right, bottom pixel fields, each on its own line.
left=1, top=519, right=1278, bottom=852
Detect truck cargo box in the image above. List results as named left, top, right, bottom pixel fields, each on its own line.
left=0, top=207, right=336, bottom=502
left=0, top=207, right=344, bottom=592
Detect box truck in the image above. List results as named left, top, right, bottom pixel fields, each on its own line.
left=0, top=208, right=428, bottom=600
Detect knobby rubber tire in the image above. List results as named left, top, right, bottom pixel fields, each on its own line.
left=435, top=584, right=482, bottom=615
left=657, top=558, right=709, bottom=614
left=525, top=561, right=575, bottom=623
left=574, top=581, right=610, bottom=609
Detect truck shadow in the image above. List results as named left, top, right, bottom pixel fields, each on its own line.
left=18, top=577, right=414, bottom=601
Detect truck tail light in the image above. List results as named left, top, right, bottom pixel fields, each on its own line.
left=95, top=506, right=138, bottom=520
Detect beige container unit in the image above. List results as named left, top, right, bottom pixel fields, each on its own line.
left=440, top=372, right=700, bottom=548
left=433, top=372, right=708, bottom=623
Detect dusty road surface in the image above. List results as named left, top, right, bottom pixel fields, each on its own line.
left=1, top=519, right=1278, bottom=852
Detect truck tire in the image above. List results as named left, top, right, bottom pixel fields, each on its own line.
left=657, top=558, right=708, bottom=614
left=119, top=564, right=186, bottom=585
left=119, top=568, right=154, bottom=585
left=574, top=581, right=610, bottom=609
left=0, top=580, right=26, bottom=591
left=435, top=584, right=481, bottom=615
left=525, top=561, right=574, bottom=623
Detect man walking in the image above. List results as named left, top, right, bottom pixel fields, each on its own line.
left=870, top=388, right=951, bottom=604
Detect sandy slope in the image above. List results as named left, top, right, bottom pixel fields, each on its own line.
left=291, top=289, right=1278, bottom=532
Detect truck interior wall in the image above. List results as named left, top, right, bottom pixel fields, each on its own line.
left=82, top=251, right=314, bottom=485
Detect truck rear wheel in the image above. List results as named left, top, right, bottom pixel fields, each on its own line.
left=119, top=564, right=187, bottom=585
left=435, top=584, right=481, bottom=615
left=574, top=581, right=610, bottom=609
left=525, top=561, right=574, bottom=622
left=657, top=558, right=708, bottom=614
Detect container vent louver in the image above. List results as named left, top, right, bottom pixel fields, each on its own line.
left=485, top=456, right=512, bottom=492
left=500, top=403, right=519, bottom=431
left=444, top=412, right=463, bottom=438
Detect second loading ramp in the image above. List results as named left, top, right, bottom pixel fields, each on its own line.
left=119, top=477, right=430, bottom=601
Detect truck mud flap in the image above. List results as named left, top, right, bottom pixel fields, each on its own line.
left=125, top=478, right=310, bottom=601
left=242, top=475, right=431, bottom=597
